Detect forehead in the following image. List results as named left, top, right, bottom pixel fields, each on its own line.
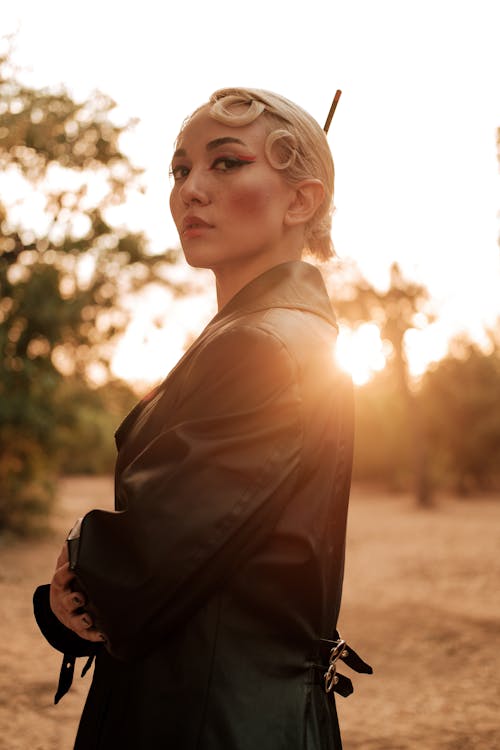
left=174, top=108, right=268, bottom=155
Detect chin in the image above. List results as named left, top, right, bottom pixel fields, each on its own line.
left=181, top=245, right=216, bottom=271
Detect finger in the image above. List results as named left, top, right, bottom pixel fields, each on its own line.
left=60, top=591, right=86, bottom=615
left=48, top=596, right=106, bottom=642
left=55, top=543, right=69, bottom=569
left=70, top=590, right=86, bottom=608
left=49, top=584, right=71, bottom=624
left=79, top=629, right=107, bottom=643
left=76, top=611, right=94, bottom=629
left=66, top=615, right=105, bottom=642
left=49, top=571, right=78, bottom=622
left=52, top=562, right=75, bottom=589
left=57, top=609, right=94, bottom=633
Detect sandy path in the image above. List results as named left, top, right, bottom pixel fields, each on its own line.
left=338, top=487, right=500, bottom=749
left=0, top=477, right=114, bottom=750
left=0, top=478, right=499, bottom=749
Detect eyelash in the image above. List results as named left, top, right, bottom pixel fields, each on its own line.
left=169, top=156, right=252, bottom=182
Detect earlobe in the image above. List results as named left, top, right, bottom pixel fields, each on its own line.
left=284, top=179, right=325, bottom=228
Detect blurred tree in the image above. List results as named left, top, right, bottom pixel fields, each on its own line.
left=53, top=378, right=139, bottom=475
left=420, top=334, right=500, bottom=493
left=351, top=368, right=411, bottom=489
left=332, top=262, right=434, bottom=506
left=0, top=44, right=179, bottom=533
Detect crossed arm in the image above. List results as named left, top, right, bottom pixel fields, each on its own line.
left=47, top=326, right=302, bottom=656
left=49, top=543, right=105, bottom=643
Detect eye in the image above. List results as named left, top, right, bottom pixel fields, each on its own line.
left=211, top=156, right=250, bottom=172
left=169, top=164, right=190, bottom=182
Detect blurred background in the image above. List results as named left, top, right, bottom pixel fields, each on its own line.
left=0, top=2, right=499, bottom=748
left=1, top=0, right=499, bottom=527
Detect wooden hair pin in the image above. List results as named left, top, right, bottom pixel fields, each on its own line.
left=323, top=90, right=342, bottom=134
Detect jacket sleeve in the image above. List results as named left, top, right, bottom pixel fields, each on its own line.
left=33, top=584, right=99, bottom=657
left=71, top=325, right=304, bottom=659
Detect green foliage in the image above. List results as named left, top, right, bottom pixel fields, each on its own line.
left=332, top=262, right=434, bottom=505
left=53, top=378, right=139, bottom=475
left=0, top=44, right=178, bottom=534
left=352, top=368, right=411, bottom=489
left=420, top=337, right=500, bottom=493
left=348, top=329, right=500, bottom=495
left=0, top=425, right=55, bottom=535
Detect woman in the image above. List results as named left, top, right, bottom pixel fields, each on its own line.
left=34, top=87, right=371, bottom=749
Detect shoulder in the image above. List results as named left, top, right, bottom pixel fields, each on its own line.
left=190, top=319, right=299, bottom=382
left=237, top=307, right=338, bottom=385
left=174, top=320, right=302, bottom=420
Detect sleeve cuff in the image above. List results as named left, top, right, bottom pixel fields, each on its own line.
left=33, top=584, right=99, bottom=657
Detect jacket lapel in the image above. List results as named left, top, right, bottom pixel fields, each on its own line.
left=114, top=261, right=336, bottom=452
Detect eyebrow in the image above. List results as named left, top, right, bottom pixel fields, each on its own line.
left=206, top=137, right=246, bottom=151
left=172, top=136, right=248, bottom=160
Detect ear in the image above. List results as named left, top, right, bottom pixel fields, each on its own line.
left=284, top=179, right=325, bottom=228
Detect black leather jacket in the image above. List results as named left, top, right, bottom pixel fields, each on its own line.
left=34, top=261, right=370, bottom=749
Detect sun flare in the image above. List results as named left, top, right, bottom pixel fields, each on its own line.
left=335, top=323, right=387, bottom=385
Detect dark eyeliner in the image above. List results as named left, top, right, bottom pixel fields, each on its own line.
left=170, top=164, right=189, bottom=181
left=212, top=155, right=256, bottom=170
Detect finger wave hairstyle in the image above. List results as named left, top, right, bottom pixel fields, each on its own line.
left=178, top=88, right=335, bottom=261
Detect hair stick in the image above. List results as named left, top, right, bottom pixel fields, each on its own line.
left=323, top=90, right=342, bottom=134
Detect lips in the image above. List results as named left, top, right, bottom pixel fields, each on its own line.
left=181, top=216, right=214, bottom=235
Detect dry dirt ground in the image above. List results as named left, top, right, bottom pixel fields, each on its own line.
left=0, top=477, right=499, bottom=750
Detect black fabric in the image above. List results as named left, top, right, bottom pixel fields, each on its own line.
left=33, top=584, right=99, bottom=657
left=317, top=635, right=373, bottom=675
left=54, top=655, right=75, bottom=705
left=312, top=634, right=373, bottom=698
left=33, top=584, right=100, bottom=702
left=35, top=262, right=370, bottom=750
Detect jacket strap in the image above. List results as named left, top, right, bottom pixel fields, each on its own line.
left=54, top=655, right=75, bottom=704
left=54, top=653, right=95, bottom=704
left=313, top=632, right=373, bottom=699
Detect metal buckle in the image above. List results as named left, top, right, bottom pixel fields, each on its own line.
left=324, top=638, right=349, bottom=693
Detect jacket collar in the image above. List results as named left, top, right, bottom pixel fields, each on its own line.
left=115, top=262, right=336, bottom=451
left=208, top=261, right=337, bottom=331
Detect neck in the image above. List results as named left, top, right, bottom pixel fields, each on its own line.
left=214, top=250, right=303, bottom=311
left=213, top=228, right=305, bottom=310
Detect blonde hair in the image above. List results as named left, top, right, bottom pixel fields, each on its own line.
left=178, top=88, right=335, bottom=261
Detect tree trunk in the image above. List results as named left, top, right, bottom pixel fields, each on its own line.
left=394, top=346, right=433, bottom=508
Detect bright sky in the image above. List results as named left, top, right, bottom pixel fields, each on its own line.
left=3, top=0, right=500, bottom=386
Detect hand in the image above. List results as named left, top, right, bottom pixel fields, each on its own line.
left=49, top=543, right=106, bottom=643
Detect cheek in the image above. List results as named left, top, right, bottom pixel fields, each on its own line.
left=169, top=191, right=179, bottom=224
left=226, top=183, right=276, bottom=219
left=169, top=187, right=187, bottom=228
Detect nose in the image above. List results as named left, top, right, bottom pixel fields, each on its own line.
left=178, top=167, right=210, bottom=206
